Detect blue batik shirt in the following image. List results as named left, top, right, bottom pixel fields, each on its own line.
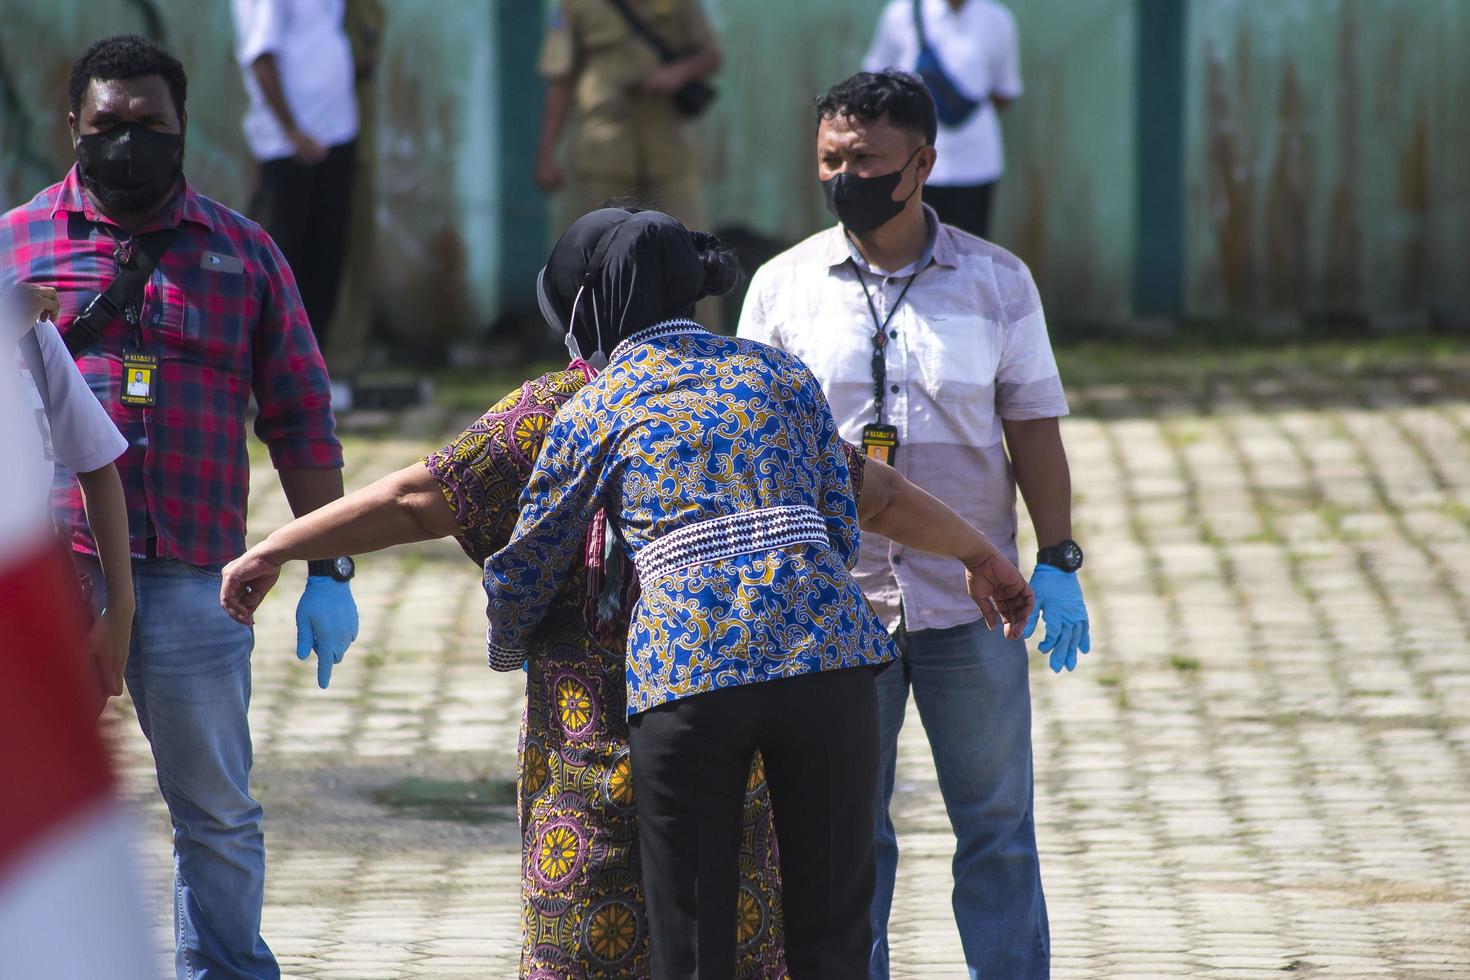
left=483, top=320, right=898, bottom=715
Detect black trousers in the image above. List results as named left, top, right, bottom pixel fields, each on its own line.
left=250, top=140, right=356, bottom=345
left=925, top=180, right=997, bottom=239
left=628, top=667, right=880, bottom=980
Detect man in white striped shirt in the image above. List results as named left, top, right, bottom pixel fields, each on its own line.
left=738, top=70, right=1090, bottom=980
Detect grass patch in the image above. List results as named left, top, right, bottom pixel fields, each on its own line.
left=1053, top=332, right=1469, bottom=389
left=374, top=777, right=516, bottom=825
left=1168, top=653, right=1202, bottom=672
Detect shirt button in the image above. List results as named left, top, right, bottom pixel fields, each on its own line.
left=892, top=554, right=904, bottom=565
left=890, top=384, right=900, bottom=394
left=889, top=330, right=898, bottom=339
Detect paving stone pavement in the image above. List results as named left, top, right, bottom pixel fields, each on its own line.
left=103, top=365, right=1470, bottom=978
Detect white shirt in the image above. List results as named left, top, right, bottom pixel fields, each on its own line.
left=0, top=324, right=49, bottom=548
left=15, top=319, right=126, bottom=487
left=233, top=0, right=358, bottom=161
left=738, top=210, right=1068, bottom=632
left=864, top=0, right=1022, bottom=186
left=5, top=318, right=125, bottom=545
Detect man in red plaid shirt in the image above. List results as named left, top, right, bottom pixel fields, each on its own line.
left=0, top=35, right=359, bottom=979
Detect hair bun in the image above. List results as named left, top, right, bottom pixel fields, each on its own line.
left=691, top=231, right=742, bottom=299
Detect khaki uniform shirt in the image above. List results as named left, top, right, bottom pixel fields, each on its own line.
left=539, top=0, right=713, bottom=182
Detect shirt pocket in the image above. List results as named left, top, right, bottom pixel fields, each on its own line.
left=146, top=273, right=186, bottom=334
left=796, top=329, right=872, bottom=394
left=152, top=275, right=249, bottom=372
left=916, top=314, right=1000, bottom=403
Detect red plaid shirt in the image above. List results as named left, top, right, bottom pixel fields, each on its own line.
left=0, top=168, right=342, bottom=566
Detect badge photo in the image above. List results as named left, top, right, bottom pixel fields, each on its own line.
left=861, top=423, right=899, bottom=466
left=120, top=352, right=159, bottom=407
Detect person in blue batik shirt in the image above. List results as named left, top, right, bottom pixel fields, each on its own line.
left=484, top=208, right=1033, bottom=979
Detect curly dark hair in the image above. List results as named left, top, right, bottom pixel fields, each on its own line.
left=68, top=34, right=187, bottom=119
left=815, top=70, right=937, bottom=146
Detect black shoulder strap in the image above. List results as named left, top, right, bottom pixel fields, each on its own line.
left=912, top=0, right=930, bottom=50
left=605, top=0, right=678, bottom=64
left=19, top=329, right=52, bottom=417
left=63, top=227, right=181, bottom=358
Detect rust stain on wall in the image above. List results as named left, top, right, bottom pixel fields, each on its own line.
left=1189, top=0, right=1468, bottom=323
left=374, top=47, right=470, bottom=345
left=1397, top=109, right=1429, bottom=310
left=1013, top=160, right=1047, bottom=286
left=1324, top=3, right=1362, bottom=311
left=1205, top=29, right=1255, bottom=312
left=1263, top=63, right=1311, bottom=311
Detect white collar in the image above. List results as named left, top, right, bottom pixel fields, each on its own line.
left=608, top=319, right=706, bottom=363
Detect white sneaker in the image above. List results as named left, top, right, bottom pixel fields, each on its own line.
left=329, top=380, right=354, bottom=413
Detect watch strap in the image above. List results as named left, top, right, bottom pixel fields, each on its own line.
left=307, top=559, right=337, bottom=579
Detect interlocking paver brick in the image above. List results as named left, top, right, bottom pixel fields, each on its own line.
left=103, top=361, right=1470, bottom=977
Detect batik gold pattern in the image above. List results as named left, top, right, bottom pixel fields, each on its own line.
left=484, top=324, right=898, bottom=716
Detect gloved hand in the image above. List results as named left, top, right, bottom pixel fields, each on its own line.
left=295, top=576, right=358, bottom=688
left=1022, top=564, right=1090, bottom=673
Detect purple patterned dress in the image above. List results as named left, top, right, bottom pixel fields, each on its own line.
left=425, top=368, right=870, bottom=978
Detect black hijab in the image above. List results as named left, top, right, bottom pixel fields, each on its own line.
left=537, top=209, right=710, bottom=363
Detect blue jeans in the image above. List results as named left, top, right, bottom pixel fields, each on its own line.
left=870, top=618, right=1048, bottom=980
left=83, top=557, right=278, bottom=980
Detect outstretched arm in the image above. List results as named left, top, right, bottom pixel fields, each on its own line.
left=222, top=463, right=455, bottom=625
left=483, top=410, right=603, bottom=668
left=855, top=453, right=1034, bottom=638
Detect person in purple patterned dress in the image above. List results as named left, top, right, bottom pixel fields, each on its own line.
left=223, top=382, right=1030, bottom=980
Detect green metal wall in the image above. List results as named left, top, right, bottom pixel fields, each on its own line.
left=700, top=0, right=886, bottom=240
left=1184, top=0, right=1470, bottom=324
left=0, top=2, right=252, bottom=211
left=997, top=0, right=1137, bottom=325
left=0, top=0, right=511, bottom=347
left=2, top=1, right=1465, bottom=336
left=370, top=0, right=500, bottom=338
left=699, top=0, right=1137, bottom=325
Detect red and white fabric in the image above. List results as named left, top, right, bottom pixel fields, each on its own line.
left=0, top=331, right=154, bottom=979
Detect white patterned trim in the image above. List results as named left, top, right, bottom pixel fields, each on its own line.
left=609, top=319, right=706, bottom=363
left=634, top=505, right=831, bottom=582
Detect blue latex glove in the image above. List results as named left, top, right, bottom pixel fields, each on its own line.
left=295, top=576, right=359, bottom=688
left=1022, top=564, right=1090, bottom=673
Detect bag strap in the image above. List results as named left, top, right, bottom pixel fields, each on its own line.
left=912, top=0, right=930, bottom=51
left=19, top=328, right=52, bottom=417
left=63, top=227, right=181, bottom=358
left=604, top=0, right=678, bottom=64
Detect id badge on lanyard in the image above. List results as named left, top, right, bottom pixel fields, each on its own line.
left=119, top=304, right=158, bottom=408
left=861, top=422, right=899, bottom=466
left=857, top=263, right=920, bottom=468
left=120, top=351, right=159, bottom=407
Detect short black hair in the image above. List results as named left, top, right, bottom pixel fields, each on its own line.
left=816, top=70, right=937, bottom=146
left=68, top=35, right=187, bottom=119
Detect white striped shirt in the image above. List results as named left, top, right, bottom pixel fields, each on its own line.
left=738, top=209, right=1069, bottom=632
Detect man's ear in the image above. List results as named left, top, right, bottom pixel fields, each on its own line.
left=915, top=144, right=938, bottom=185
left=67, top=112, right=78, bottom=145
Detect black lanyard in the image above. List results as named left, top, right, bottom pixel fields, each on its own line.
left=855, top=264, right=921, bottom=425
left=103, top=227, right=146, bottom=347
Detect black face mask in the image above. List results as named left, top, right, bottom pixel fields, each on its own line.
left=75, top=124, right=183, bottom=215
left=821, top=147, right=924, bottom=235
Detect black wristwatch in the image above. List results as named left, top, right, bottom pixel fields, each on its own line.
left=308, top=556, right=356, bottom=582
left=1036, top=540, right=1083, bottom=574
